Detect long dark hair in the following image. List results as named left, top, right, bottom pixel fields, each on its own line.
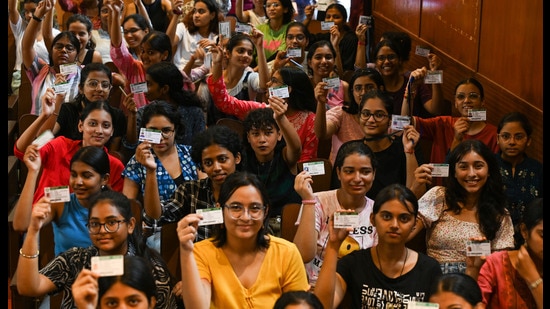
left=429, top=273, right=482, bottom=306
left=191, top=125, right=245, bottom=172
left=278, top=66, right=316, bottom=113
left=445, top=140, right=508, bottom=240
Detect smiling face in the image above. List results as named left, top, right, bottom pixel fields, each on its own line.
left=122, top=19, right=148, bottom=49
left=454, top=83, right=484, bottom=117
left=227, top=40, right=254, bottom=69
left=82, top=71, right=112, bottom=102
left=222, top=185, right=267, bottom=240
left=200, top=144, right=241, bottom=187
left=453, top=150, right=489, bottom=195
left=308, top=45, right=335, bottom=78
left=144, top=115, right=176, bottom=154
left=70, top=161, right=107, bottom=201
left=359, top=97, right=391, bottom=138
left=336, top=153, right=375, bottom=198
left=80, top=109, right=114, bottom=147
left=89, top=201, right=135, bottom=256
left=375, top=46, right=401, bottom=78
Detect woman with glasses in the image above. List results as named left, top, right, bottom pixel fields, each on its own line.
left=314, top=68, right=384, bottom=165
left=495, top=112, right=542, bottom=248
left=16, top=189, right=180, bottom=309
left=176, top=171, right=309, bottom=308
left=21, top=0, right=81, bottom=115
left=123, top=100, right=202, bottom=252
left=352, top=89, right=423, bottom=200
left=408, top=139, right=514, bottom=274
left=374, top=37, right=445, bottom=119
left=404, top=78, right=499, bottom=171
left=13, top=97, right=125, bottom=207
left=270, top=21, right=310, bottom=74
left=37, top=62, right=128, bottom=157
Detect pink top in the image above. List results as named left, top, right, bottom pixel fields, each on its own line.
left=14, top=136, right=125, bottom=204
left=325, top=106, right=364, bottom=164
left=477, top=250, right=538, bottom=308
left=207, top=75, right=318, bottom=162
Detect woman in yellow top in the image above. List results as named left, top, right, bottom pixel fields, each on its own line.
left=177, top=171, right=309, bottom=308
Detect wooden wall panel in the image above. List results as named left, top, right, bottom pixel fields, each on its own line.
left=479, top=0, right=543, bottom=108
left=370, top=0, right=543, bottom=163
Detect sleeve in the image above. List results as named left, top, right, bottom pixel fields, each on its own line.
left=476, top=252, right=499, bottom=305
left=206, top=75, right=266, bottom=120
left=298, top=113, right=318, bottom=162
left=492, top=214, right=515, bottom=251
left=417, top=186, right=446, bottom=228
left=281, top=243, right=310, bottom=291
left=108, top=154, right=125, bottom=192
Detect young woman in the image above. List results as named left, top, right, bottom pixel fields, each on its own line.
left=207, top=39, right=318, bottom=162
left=22, top=0, right=82, bottom=115
left=495, top=112, right=542, bottom=248
left=270, top=21, right=310, bottom=74
left=235, top=0, right=266, bottom=27
left=72, top=256, right=158, bottom=309
left=314, top=68, right=384, bottom=164
left=293, top=140, right=379, bottom=289
left=123, top=100, right=201, bottom=251
left=307, top=40, right=349, bottom=109
left=255, top=0, right=295, bottom=65
left=13, top=146, right=110, bottom=254
left=38, top=62, right=127, bottom=156
left=169, top=0, right=221, bottom=71
left=16, top=190, right=179, bottom=308
left=475, top=198, right=543, bottom=309
left=410, top=139, right=515, bottom=274
left=13, top=94, right=125, bottom=204
left=142, top=125, right=244, bottom=241
left=177, top=171, right=309, bottom=308
left=118, top=13, right=152, bottom=60
left=313, top=183, right=443, bottom=308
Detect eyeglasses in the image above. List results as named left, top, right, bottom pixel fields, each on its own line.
left=269, top=77, right=285, bottom=85
left=498, top=133, right=527, bottom=142
left=455, top=92, right=480, bottom=101
left=224, top=204, right=266, bottom=220
left=53, top=43, right=76, bottom=52
left=86, top=80, right=112, bottom=90
left=353, top=84, right=376, bottom=92
left=375, top=54, right=398, bottom=62
left=287, top=34, right=306, bottom=41
left=264, top=2, right=281, bottom=9
left=360, top=110, right=389, bottom=121
left=123, top=28, right=142, bottom=35
left=87, top=219, right=127, bottom=234
left=147, top=127, right=175, bottom=139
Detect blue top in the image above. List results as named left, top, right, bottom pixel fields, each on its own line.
left=52, top=194, right=92, bottom=256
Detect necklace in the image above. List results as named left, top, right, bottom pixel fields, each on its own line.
left=375, top=246, right=408, bottom=277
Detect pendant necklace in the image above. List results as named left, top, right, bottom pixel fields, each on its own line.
left=376, top=246, right=408, bottom=277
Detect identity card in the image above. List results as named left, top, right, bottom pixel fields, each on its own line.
left=91, top=255, right=124, bottom=277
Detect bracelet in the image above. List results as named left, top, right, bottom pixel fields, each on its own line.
left=404, top=149, right=415, bottom=154
left=19, top=248, right=39, bottom=259
left=32, top=14, right=43, bottom=22
left=358, top=41, right=366, bottom=46
left=302, top=199, right=317, bottom=205
left=529, top=277, right=543, bottom=289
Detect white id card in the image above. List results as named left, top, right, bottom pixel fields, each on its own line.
left=286, top=48, right=302, bottom=58
left=302, top=161, right=325, bottom=175
left=269, top=85, right=289, bottom=98
left=322, top=76, right=340, bottom=89
left=196, top=208, right=224, bottom=226
left=130, top=82, right=148, bottom=94
left=467, top=108, right=487, bottom=121
left=60, top=63, right=79, bottom=75
left=424, top=70, right=443, bottom=84
left=415, top=46, right=430, bottom=57
left=466, top=240, right=491, bottom=256
left=219, top=21, right=230, bottom=37
left=430, top=163, right=449, bottom=177
left=333, top=212, right=359, bottom=228
left=44, top=186, right=71, bottom=203
left=408, top=301, right=439, bottom=309
left=32, top=130, right=55, bottom=149
left=91, top=255, right=124, bottom=277
left=321, top=21, right=334, bottom=30
left=139, top=128, right=162, bottom=144
left=391, top=115, right=411, bottom=131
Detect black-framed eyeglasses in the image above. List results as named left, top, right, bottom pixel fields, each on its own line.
left=86, top=80, right=112, bottom=90
left=53, top=43, right=76, bottom=52
left=455, top=92, right=480, bottom=101
left=360, top=110, right=389, bottom=121
left=160, top=128, right=175, bottom=139
left=122, top=28, right=142, bottom=35
left=87, top=220, right=127, bottom=234
left=375, top=54, right=398, bottom=62
left=498, top=133, right=527, bottom=142
left=224, top=204, right=266, bottom=220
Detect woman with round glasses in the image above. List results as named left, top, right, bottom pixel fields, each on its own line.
left=176, top=171, right=309, bottom=308
left=270, top=21, right=310, bottom=74
left=16, top=190, right=180, bottom=308
left=314, top=68, right=384, bottom=165
left=352, top=89, right=423, bottom=200
left=404, top=77, right=499, bottom=171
